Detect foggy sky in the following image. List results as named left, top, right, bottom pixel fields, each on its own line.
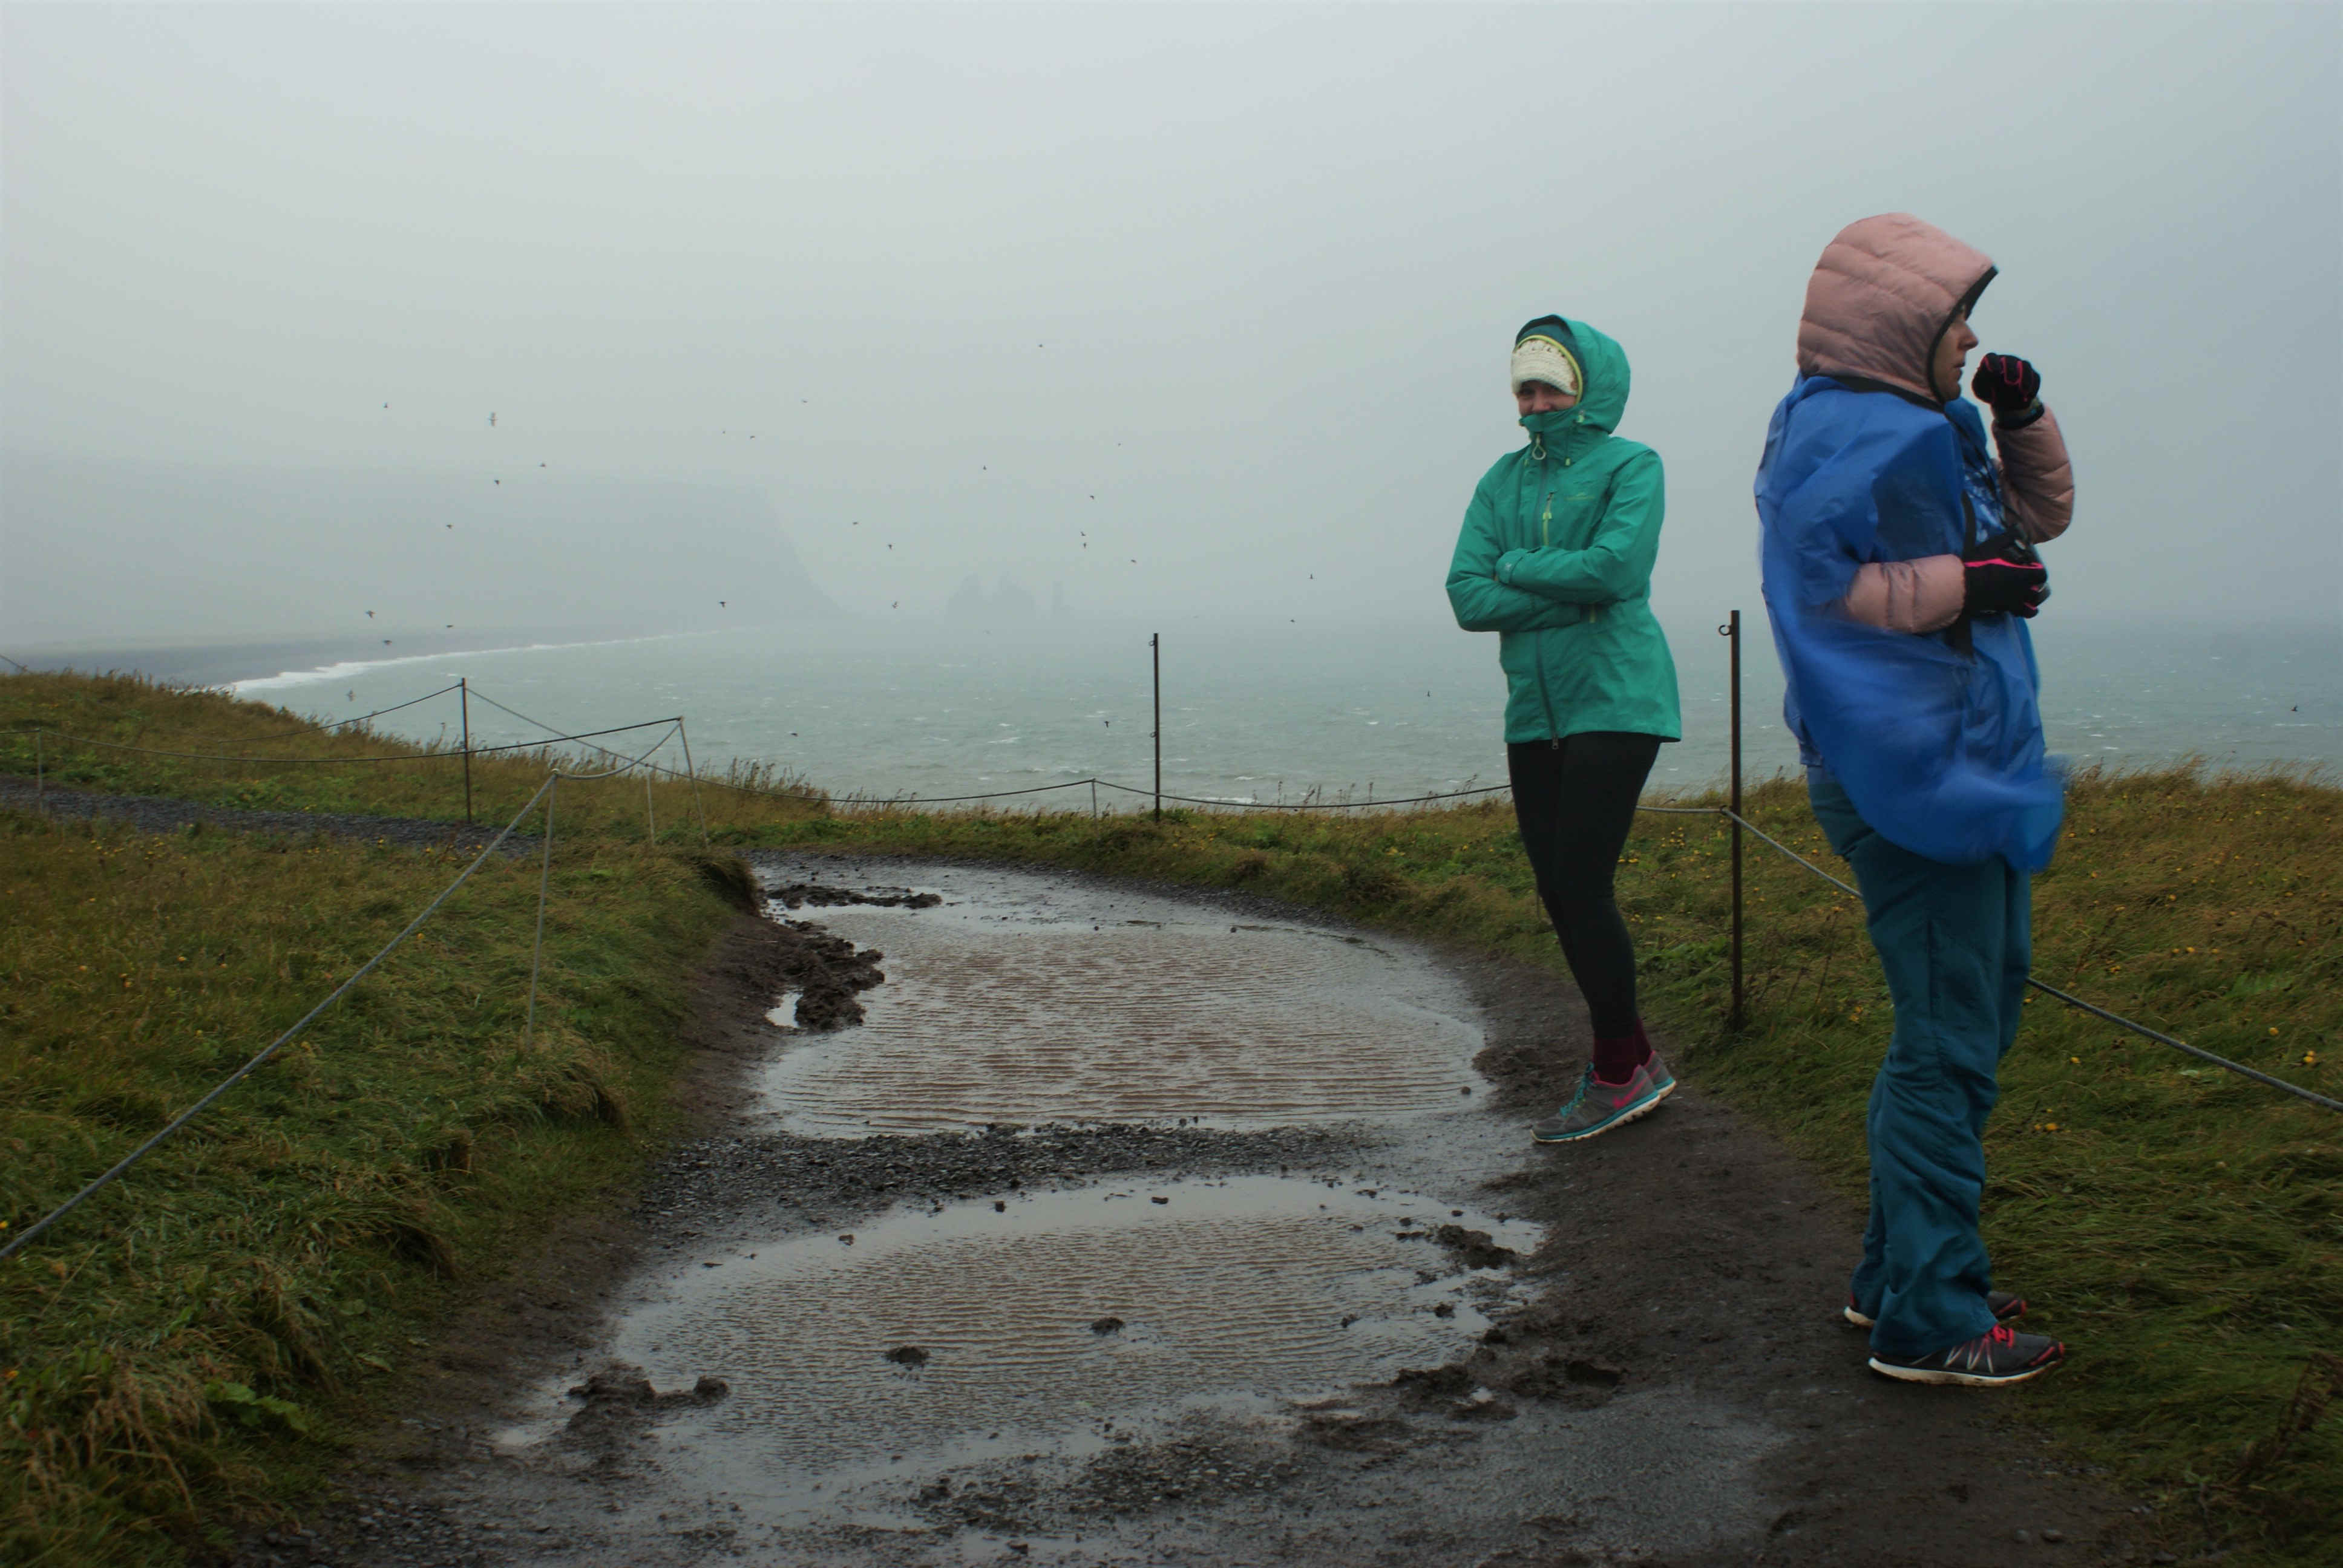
left=4, top=4, right=2337, bottom=648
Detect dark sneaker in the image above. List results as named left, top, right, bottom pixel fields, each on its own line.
left=1844, top=1290, right=2027, bottom=1330
left=1868, top=1324, right=2066, bottom=1387
left=1531, top=1052, right=1676, bottom=1144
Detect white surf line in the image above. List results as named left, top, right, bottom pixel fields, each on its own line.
left=229, top=629, right=728, bottom=694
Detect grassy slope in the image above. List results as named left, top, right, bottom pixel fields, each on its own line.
left=745, top=773, right=2341, bottom=1563
left=0, top=668, right=821, bottom=841
left=0, top=671, right=779, bottom=1565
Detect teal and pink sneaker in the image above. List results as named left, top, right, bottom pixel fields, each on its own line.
left=1532, top=1052, right=1676, bottom=1143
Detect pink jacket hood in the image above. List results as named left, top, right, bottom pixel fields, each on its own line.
left=1796, top=214, right=1995, bottom=402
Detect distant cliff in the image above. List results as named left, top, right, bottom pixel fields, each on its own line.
left=0, top=456, right=842, bottom=645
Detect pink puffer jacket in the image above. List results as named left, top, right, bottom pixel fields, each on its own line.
left=1798, top=214, right=2076, bottom=634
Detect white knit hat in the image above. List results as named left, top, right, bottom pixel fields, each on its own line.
left=1511, top=334, right=1582, bottom=396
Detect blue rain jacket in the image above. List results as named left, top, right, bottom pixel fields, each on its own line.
left=1754, top=375, right=2063, bottom=871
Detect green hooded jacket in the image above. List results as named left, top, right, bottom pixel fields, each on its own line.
left=1446, top=318, right=1682, bottom=745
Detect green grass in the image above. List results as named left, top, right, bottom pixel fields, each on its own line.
left=0, top=668, right=826, bottom=843
left=0, top=808, right=741, bottom=1564
left=742, top=769, right=2342, bottom=1563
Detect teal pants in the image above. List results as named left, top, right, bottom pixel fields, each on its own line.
left=1807, top=770, right=2031, bottom=1359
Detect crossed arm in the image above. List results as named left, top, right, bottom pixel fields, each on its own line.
left=1446, top=452, right=1663, bottom=632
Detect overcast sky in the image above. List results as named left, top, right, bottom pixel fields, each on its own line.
left=4, top=2, right=2336, bottom=645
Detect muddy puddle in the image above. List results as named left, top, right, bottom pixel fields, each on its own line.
left=498, top=1178, right=1541, bottom=1498
left=750, top=865, right=1486, bottom=1134
left=341, top=859, right=1806, bottom=1567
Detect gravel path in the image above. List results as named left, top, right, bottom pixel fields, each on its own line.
left=0, top=775, right=535, bottom=856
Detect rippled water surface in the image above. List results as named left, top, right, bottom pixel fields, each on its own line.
left=758, top=907, right=1483, bottom=1134
left=534, top=1178, right=1539, bottom=1489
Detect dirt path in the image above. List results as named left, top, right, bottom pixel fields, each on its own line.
left=0, top=776, right=533, bottom=856
left=239, top=855, right=2143, bottom=1568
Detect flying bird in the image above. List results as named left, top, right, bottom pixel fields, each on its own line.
left=488, top=413, right=496, bottom=426
left=718, top=600, right=726, bottom=608
left=383, top=639, right=393, bottom=645
left=365, top=610, right=375, bottom=618
left=348, top=689, right=356, bottom=701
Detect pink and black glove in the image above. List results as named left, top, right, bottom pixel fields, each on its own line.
left=1962, top=531, right=2048, bottom=619
left=1971, top=353, right=2044, bottom=426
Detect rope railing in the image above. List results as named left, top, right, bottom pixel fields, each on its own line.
left=1708, top=804, right=2342, bottom=1116
left=7, top=663, right=2332, bottom=1147
left=0, top=724, right=688, bottom=1267
left=0, top=775, right=554, bottom=1266
left=224, top=681, right=467, bottom=742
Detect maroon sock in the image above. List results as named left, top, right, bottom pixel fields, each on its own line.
left=1591, top=1021, right=1653, bottom=1085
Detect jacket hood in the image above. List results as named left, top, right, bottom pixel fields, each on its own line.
left=1795, top=214, right=1995, bottom=403
left=1517, top=316, right=1631, bottom=437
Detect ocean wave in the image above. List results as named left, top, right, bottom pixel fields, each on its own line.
left=229, top=632, right=711, bottom=694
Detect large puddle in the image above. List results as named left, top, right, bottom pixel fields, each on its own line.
left=751, top=872, right=1485, bottom=1134
left=501, top=1178, right=1539, bottom=1504
left=459, top=861, right=1788, bottom=1564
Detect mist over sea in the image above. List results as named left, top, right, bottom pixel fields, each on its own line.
left=51, top=615, right=2334, bottom=809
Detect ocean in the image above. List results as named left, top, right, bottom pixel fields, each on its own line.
left=18, top=614, right=2324, bottom=806
left=47, top=615, right=2343, bottom=808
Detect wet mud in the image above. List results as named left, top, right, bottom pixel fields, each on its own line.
left=270, top=854, right=2145, bottom=1568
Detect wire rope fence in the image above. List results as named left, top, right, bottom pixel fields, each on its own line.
left=1, top=612, right=2333, bottom=1261
left=0, top=723, right=683, bottom=1267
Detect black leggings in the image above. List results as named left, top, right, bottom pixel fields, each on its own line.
left=1507, top=731, right=1663, bottom=1039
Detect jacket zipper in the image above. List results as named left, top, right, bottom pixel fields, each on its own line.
left=1531, top=463, right=1562, bottom=739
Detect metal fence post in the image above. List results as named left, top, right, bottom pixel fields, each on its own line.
left=459, top=678, right=474, bottom=825
left=1726, top=610, right=1746, bottom=1032
left=34, top=728, right=44, bottom=812
left=1151, top=633, right=1162, bottom=823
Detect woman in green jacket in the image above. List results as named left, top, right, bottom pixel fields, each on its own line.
left=1447, top=315, right=1682, bottom=1144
